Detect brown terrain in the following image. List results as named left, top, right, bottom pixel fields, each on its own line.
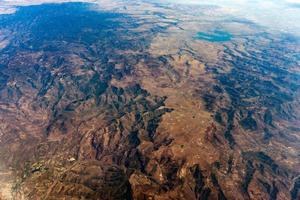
left=0, top=0, right=299, bottom=200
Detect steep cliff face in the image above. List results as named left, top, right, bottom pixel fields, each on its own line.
left=0, top=1, right=299, bottom=200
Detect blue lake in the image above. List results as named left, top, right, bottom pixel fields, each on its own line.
left=195, top=30, right=233, bottom=42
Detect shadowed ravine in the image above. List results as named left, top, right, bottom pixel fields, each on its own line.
left=0, top=1, right=299, bottom=200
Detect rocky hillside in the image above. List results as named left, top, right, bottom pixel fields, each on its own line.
left=0, top=1, right=299, bottom=200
